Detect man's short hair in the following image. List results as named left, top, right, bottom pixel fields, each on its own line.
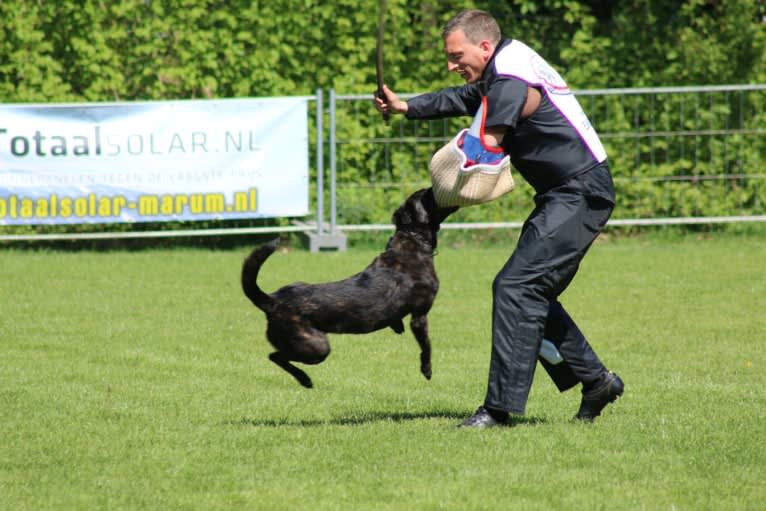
left=442, top=10, right=501, bottom=46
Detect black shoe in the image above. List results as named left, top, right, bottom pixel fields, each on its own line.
left=459, top=406, right=508, bottom=428
left=575, top=372, right=624, bottom=422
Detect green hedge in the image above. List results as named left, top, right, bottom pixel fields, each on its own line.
left=2, top=1, right=765, bottom=233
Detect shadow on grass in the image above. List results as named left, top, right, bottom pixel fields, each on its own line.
left=227, top=410, right=547, bottom=428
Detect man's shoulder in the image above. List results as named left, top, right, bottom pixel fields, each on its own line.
left=494, top=39, right=536, bottom=68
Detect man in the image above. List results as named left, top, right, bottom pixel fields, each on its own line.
left=374, top=9, right=624, bottom=428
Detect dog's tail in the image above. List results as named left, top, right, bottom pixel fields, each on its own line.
left=241, top=238, right=280, bottom=313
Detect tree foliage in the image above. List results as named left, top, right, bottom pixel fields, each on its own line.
left=3, top=0, right=763, bottom=102
left=1, top=0, right=765, bottom=229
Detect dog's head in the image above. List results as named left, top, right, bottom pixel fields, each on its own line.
left=392, top=188, right=458, bottom=247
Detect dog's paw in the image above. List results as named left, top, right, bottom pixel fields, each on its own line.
left=297, top=373, right=314, bottom=389
left=420, top=351, right=432, bottom=380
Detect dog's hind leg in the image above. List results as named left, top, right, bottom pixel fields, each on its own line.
left=268, top=352, right=314, bottom=388
left=409, top=314, right=432, bottom=380
left=266, top=324, right=330, bottom=388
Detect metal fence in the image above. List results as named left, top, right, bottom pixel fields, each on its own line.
left=4, top=85, right=765, bottom=247
left=323, top=84, right=766, bottom=238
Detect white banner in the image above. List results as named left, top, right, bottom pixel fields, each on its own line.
left=0, top=98, right=310, bottom=225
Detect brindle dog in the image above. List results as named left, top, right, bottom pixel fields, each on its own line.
left=241, top=188, right=457, bottom=388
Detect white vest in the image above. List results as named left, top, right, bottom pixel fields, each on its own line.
left=494, top=40, right=607, bottom=163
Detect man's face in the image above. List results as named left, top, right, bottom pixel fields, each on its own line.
left=443, top=29, right=493, bottom=83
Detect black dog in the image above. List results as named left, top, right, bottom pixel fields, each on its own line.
left=241, top=188, right=457, bottom=388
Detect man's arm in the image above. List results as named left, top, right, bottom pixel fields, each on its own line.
left=374, top=84, right=482, bottom=120
left=405, top=84, right=482, bottom=120
left=482, top=85, right=541, bottom=146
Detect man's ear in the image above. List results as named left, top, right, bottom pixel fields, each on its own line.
left=480, top=40, right=494, bottom=60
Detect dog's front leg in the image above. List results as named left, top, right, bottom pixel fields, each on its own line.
left=409, top=314, right=432, bottom=380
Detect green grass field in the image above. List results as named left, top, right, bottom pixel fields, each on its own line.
left=1, top=234, right=764, bottom=510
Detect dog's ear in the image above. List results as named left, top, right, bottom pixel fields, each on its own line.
left=394, top=188, right=427, bottom=226
left=411, top=189, right=432, bottom=225
left=392, top=199, right=413, bottom=226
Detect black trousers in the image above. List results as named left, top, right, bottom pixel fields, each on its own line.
left=484, top=163, right=615, bottom=414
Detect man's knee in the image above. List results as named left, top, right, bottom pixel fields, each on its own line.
left=492, top=268, right=550, bottom=317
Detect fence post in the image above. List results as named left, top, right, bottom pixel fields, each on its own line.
left=301, top=89, right=347, bottom=251
left=315, top=88, right=324, bottom=235
left=329, top=88, right=338, bottom=233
